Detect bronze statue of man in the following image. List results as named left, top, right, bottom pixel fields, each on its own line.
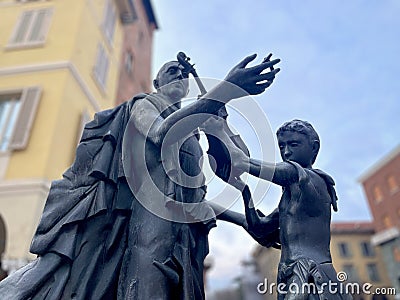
left=0, top=54, right=280, bottom=299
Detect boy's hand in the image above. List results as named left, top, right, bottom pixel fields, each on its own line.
left=243, top=219, right=281, bottom=249
left=241, top=185, right=281, bottom=248
left=228, top=143, right=250, bottom=177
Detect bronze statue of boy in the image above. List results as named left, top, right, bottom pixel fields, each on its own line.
left=230, top=120, right=351, bottom=299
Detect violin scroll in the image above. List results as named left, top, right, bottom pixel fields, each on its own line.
left=177, top=52, right=195, bottom=77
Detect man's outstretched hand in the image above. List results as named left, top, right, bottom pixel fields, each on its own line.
left=224, top=53, right=280, bottom=96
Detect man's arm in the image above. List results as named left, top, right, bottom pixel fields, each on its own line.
left=248, top=159, right=298, bottom=187
left=209, top=201, right=280, bottom=249
left=202, top=115, right=249, bottom=183
left=208, top=202, right=246, bottom=227
left=144, top=55, right=280, bottom=146
left=228, top=146, right=298, bottom=187
left=200, top=116, right=298, bottom=188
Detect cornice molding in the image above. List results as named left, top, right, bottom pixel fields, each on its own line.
left=371, top=227, right=400, bottom=246
left=0, top=178, right=51, bottom=195
left=358, top=144, right=400, bottom=183
left=0, top=61, right=101, bottom=111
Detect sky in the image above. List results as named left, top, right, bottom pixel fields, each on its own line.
left=150, top=0, right=400, bottom=293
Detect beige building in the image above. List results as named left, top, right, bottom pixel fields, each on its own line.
left=252, top=222, right=393, bottom=299
left=331, top=222, right=393, bottom=300
left=0, top=0, right=156, bottom=275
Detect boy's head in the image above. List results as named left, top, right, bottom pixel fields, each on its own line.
left=276, top=119, right=320, bottom=166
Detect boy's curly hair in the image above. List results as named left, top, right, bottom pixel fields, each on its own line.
left=276, top=119, right=320, bottom=164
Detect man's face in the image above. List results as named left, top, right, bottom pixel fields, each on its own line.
left=277, top=131, right=315, bottom=168
left=156, top=61, right=189, bottom=101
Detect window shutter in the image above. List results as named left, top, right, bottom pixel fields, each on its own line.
left=9, top=86, right=42, bottom=150
left=102, top=0, right=116, bottom=44
left=10, top=11, right=33, bottom=44
left=36, top=8, right=53, bottom=43
left=9, top=8, right=53, bottom=46
left=94, top=43, right=109, bottom=89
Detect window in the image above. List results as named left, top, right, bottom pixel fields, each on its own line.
left=360, top=241, right=375, bottom=257
left=342, top=264, right=358, bottom=282
left=8, top=8, right=53, bottom=48
left=121, top=0, right=138, bottom=24
left=125, top=51, right=134, bottom=75
left=373, top=185, right=383, bottom=203
left=102, top=0, right=117, bottom=45
left=387, top=175, right=399, bottom=193
left=93, top=43, right=109, bottom=90
left=366, top=263, right=380, bottom=282
left=0, top=93, right=21, bottom=151
left=338, top=242, right=352, bottom=258
left=0, top=87, right=41, bottom=151
left=382, top=215, right=392, bottom=229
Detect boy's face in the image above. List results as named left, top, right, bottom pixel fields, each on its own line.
left=277, top=131, right=315, bottom=168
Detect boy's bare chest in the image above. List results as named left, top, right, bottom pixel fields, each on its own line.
left=278, top=176, right=331, bottom=217
left=278, top=188, right=299, bottom=216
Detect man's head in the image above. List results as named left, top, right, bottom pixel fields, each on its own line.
left=153, top=61, right=189, bottom=102
left=276, top=119, right=320, bottom=167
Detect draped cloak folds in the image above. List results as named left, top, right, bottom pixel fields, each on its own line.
left=0, top=93, right=216, bottom=299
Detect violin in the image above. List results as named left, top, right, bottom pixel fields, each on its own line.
left=177, top=52, right=207, bottom=97
left=176, top=52, right=251, bottom=184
